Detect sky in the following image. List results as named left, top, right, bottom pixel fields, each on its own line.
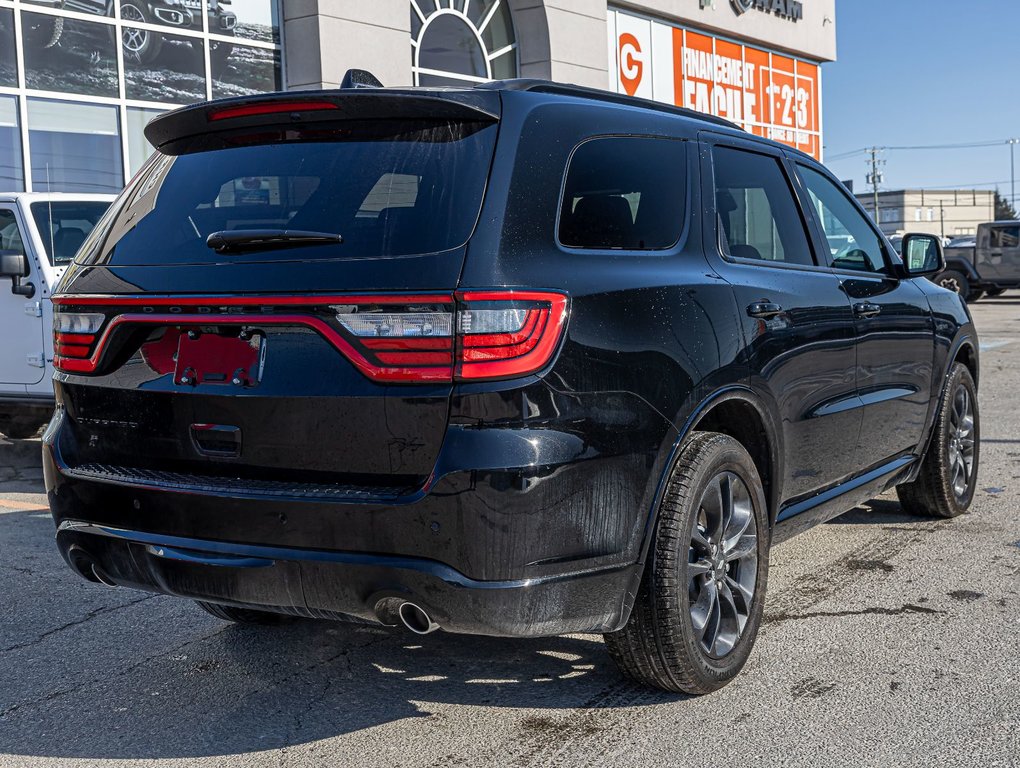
left=823, top=0, right=1020, bottom=207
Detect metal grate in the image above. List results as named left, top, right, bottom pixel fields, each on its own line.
left=66, top=462, right=414, bottom=501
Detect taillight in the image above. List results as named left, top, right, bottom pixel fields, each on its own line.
left=53, top=312, right=106, bottom=373
left=50, top=291, right=569, bottom=383
left=455, top=291, right=569, bottom=381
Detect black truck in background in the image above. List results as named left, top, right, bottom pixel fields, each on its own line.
left=936, top=221, right=1020, bottom=302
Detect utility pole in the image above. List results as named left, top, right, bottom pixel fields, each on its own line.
left=1009, top=139, right=1020, bottom=214
left=939, top=201, right=945, bottom=240
left=865, top=147, right=885, bottom=225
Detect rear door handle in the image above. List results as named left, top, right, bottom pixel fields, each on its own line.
left=854, top=302, right=882, bottom=318
left=747, top=302, right=783, bottom=319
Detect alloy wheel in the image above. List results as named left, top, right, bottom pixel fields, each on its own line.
left=939, top=276, right=962, bottom=294
left=948, top=384, right=976, bottom=499
left=687, top=471, right=758, bottom=659
left=121, top=4, right=148, bottom=53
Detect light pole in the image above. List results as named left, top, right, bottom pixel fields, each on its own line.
left=1009, top=139, right=1020, bottom=215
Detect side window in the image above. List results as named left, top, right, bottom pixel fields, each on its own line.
left=989, top=225, right=1020, bottom=248
left=0, top=208, right=25, bottom=256
left=559, top=137, right=686, bottom=250
left=797, top=164, right=889, bottom=274
left=712, top=146, right=814, bottom=267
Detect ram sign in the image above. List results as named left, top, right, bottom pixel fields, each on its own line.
left=609, top=8, right=822, bottom=160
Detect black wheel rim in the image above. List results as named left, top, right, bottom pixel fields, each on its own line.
left=948, top=384, right=976, bottom=500
left=687, top=471, right=758, bottom=659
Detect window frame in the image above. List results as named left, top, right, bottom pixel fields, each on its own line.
left=554, top=134, right=691, bottom=255
left=700, top=132, right=825, bottom=274
left=791, top=156, right=901, bottom=278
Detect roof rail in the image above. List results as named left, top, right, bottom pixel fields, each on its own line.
left=477, top=78, right=739, bottom=130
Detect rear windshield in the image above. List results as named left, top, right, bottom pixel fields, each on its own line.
left=30, top=201, right=111, bottom=265
left=82, top=120, right=496, bottom=266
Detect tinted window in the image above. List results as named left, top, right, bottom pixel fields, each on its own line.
left=798, top=164, right=889, bottom=274
left=713, top=146, right=814, bottom=266
left=30, top=201, right=111, bottom=265
left=84, top=121, right=497, bottom=266
left=0, top=209, right=25, bottom=256
left=559, top=137, right=686, bottom=250
left=989, top=225, right=1020, bottom=248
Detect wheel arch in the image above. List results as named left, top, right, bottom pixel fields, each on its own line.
left=637, top=386, right=784, bottom=570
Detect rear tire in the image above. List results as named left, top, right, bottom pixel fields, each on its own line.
left=897, top=363, right=979, bottom=518
left=604, top=432, right=769, bottom=694
left=196, top=601, right=291, bottom=625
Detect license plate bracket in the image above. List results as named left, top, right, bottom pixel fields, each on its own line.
left=175, top=330, right=265, bottom=387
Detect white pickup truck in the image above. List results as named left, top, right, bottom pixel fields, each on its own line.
left=0, top=193, right=114, bottom=438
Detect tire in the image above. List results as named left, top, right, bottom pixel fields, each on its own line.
left=985, top=288, right=1006, bottom=298
left=196, top=600, right=291, bottom=625
left=118, top=2, right=162, bottom=64
left=209, top=39, right=233, bottom=68
left=604, top=432, right=769, bottom=694
left=0, top=416, right=44, bottom=440
left=934, top=270, right=982, bottom=302
left=24, top=14, right=63, bottom=48
left=897, top=363, right=979, bottom=519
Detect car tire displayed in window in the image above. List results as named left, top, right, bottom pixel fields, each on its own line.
left=604, top=433, right=769, bottom=694
left=118, top=1, right=163, bottom=64
left=897, top=363, right=980, bottom=519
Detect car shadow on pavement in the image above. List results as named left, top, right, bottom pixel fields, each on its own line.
left=1, top=588, right=683, bottom=760
left=827, top=497, right=932, bottom=525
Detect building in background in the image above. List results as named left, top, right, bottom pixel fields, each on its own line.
left=0, top=0, right=836, bottom=194
left=857, top=189, right=996, bottom=238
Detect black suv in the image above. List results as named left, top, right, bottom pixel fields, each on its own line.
left=42, top=79, right=980, bottom=694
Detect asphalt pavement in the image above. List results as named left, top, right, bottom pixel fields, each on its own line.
left=1, top=297, right=1018, bottom=768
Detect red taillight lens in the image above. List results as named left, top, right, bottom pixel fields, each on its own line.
left=53, top=312, right=106, bottom=373
left=455, top=291, right=569, bottom=381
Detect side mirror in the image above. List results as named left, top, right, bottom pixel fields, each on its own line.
left=0, top=250, right=35, bottom=298
left=901, top=233, right=945, bottom=277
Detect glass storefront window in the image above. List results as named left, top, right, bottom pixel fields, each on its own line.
left=123, top=29, right=207, bottom=103
left=22, top=13, right=119, bottom=98
left=411, top=0, right=518, bottom=85
left=227, top=0, right=281, bottom=45
left=0, top=96, right=25, bottom=192
left=212, top=45, right=281, bottom=98
left=126, top=107, right=164, bottom=178
left=0, top=8, right=17, bottom=87
left=28, top=99, right=123, bottom=193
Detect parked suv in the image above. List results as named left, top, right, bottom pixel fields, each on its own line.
left=0, top=193, right=113, bottom=439
left=936, top=220, right=1020, bottom=301
left=44, top=79, right=980, bottom=694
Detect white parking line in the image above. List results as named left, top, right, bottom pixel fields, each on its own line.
left=980, top=339, right=1013, bottom=351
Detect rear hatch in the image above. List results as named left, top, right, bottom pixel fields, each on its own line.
left=51, top=90, right=501, bottom=494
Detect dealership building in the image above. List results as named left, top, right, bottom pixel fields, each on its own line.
left=0, top=0, right=836, bottom=194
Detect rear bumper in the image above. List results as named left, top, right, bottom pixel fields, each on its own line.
left=55, top=520, right=639, bottom=636
left=44, top=400, right=670, bottom=636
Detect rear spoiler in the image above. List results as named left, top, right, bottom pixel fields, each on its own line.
left=144, top=89, right=501, bottom=154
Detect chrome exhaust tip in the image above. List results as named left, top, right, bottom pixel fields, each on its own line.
left=398, top=602, right=440, bottom=635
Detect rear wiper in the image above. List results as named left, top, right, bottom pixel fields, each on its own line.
left=206, top=229, right=343, bottom=254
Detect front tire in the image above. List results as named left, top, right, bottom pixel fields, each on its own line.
left=0, top=415, right=44, bottom=440
left=604, top=432, right=769, bottom=694
left=897, top=363, right=979, bottom=518
left=935, top=270, right=982, bottom=302
left=118, top=2, right=163, bottom=64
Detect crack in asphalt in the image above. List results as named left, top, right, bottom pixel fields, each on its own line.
left=0, top=623, right=233, bottom=721
left=765, top=603, right=944, bottom=624
left=0, top=594, right=158, bottom=654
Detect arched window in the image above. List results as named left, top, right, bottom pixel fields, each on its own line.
left=410, top=1, right=518, bottom=86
